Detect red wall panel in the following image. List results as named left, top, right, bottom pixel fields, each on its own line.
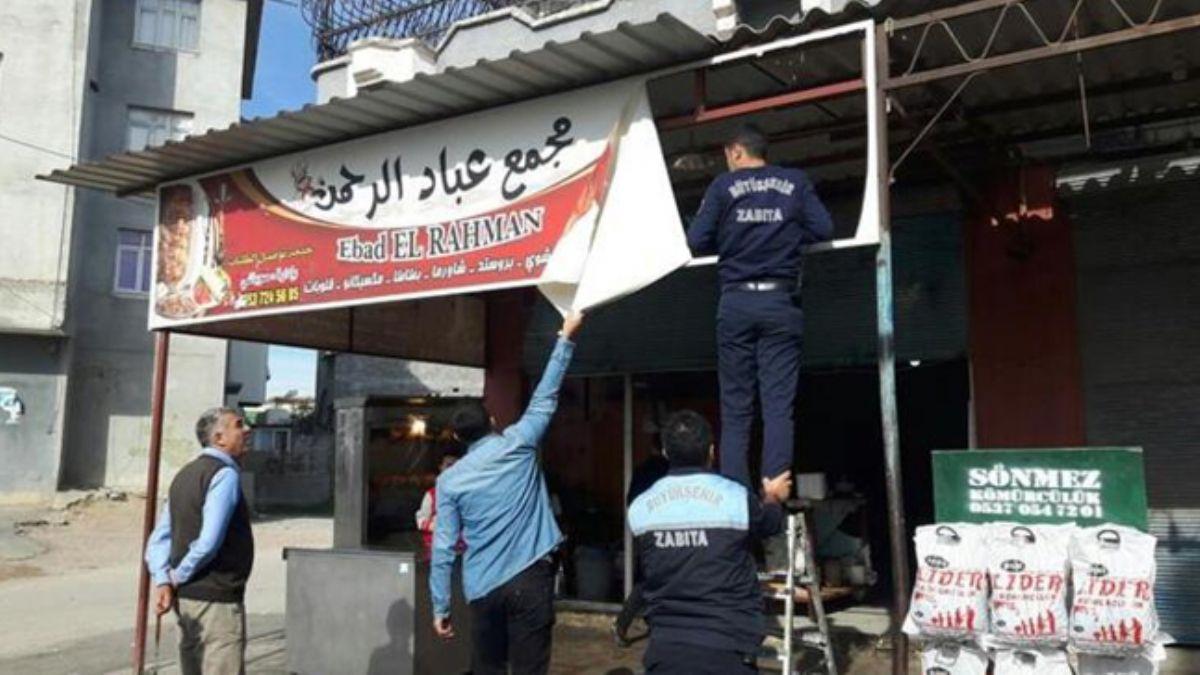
left=968, top=167, right=1086, bottom=446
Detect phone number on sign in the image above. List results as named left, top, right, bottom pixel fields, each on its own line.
left=240, top=287, right=301, bottom=309
left=969, top=502, right=1105, bottom=519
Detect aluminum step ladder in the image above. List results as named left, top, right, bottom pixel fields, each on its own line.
left=760, top=507, right=838, bottom=674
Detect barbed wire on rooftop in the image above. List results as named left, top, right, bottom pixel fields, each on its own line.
left=300, top=0, right=594, bottom=61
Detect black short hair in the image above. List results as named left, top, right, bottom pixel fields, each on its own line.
left=727, top=123, right=769, bottom=160
left=660, top=410, right=713, bottom=467
left=450, top=401, right=491, bottom=445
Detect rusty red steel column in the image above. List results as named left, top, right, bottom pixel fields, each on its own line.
left=132, top=330, right=171, bottom=674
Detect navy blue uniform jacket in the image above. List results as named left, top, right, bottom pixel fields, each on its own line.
left=687, top=166, right=834, bottom=286
left=627, top=467, right=784, bottom=653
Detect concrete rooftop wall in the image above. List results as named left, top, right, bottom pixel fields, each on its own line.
left=0, top=0, right=95, bottom=334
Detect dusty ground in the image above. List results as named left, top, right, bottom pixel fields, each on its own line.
left=1, top=497, right=332, bottom=580
left=5, top=497, right=1195, bottom=674
left=2, top=496, right=906, bottom=674
left=0, top=495, right=331, bottom=673
left=0, top=561, right=41, bottom=582
left=2, top=499, right=145, bottom=580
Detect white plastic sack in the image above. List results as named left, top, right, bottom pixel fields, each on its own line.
left=919, top=643, right=988, bottom=675
left=987, top=523, right=1073, bottom=645
left=1069, top=525, right=1159, bottom=655
left=1077, top=651, right=1163, bottom=675
left=904, top=524, right=989, bottom=639
left=993, top=648, right=1073, bottom=675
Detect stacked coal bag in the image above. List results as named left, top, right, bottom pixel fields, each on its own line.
left=1070, top=526, right=1167, bottom=675
left=904, top=523, right=1170, bottom=675
left=905, top=524, right=991, bottom=675
left=986, top=524, right=1073, bottom=673
left=904, top=525, right=989, bottom=641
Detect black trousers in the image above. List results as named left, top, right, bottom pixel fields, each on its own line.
left=717, top=289, right=804, bottom=487
left=469, top=559, right=556, bottom=675
left=643, top=638, right=759, bottom=674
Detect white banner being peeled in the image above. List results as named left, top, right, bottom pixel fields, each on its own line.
left=537, top=80, right=690, bottom=314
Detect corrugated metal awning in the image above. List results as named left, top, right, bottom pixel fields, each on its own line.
left=40, top=11, right=716, bottom=196
left=42, top=0, right=1200, bottom=197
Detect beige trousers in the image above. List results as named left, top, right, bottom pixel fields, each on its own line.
left=176, top=598, right=246, bottom=675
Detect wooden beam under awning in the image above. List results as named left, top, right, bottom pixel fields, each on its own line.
left=173, top=293, right=487, bottom=366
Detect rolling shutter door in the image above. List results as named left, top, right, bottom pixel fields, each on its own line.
left=1068, top=178, right=1200, bottom=643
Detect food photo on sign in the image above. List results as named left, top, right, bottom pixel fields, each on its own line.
left=154, top=182, right=232, bottom=320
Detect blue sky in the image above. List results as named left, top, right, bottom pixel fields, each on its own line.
left=243, top=1, right=319, bottom=398
left=243, top=1, right=315, bottom=120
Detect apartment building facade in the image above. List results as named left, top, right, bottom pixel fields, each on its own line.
left=0, top=0, right=266, bottom=500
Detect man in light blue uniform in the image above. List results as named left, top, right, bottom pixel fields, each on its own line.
left=430, top=311, right=584, bottom=675
left=628, top=410, right=790, bottom=674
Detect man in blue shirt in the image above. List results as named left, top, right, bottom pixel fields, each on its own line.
left=687, top=123, right=834, bottom=488
left=431, top=311, right=585, bottom=675
left=145, top=407, right=254, bottom=675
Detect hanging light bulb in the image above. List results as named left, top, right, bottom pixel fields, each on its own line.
left=409, top=415, right=428, bottom=438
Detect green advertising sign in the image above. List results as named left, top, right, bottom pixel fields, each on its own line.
left=931, top=447, right=1148, bottom=531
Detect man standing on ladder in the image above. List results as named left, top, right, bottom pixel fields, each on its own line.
left=687, top=123, right=834, bottom=488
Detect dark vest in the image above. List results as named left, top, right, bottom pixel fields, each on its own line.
left=168, top=454, right=254, bottom=603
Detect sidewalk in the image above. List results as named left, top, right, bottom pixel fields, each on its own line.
left=0, top=497, right=330, bottom=675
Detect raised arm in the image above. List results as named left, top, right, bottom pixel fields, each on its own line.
left=751, top=472, right=792, bottom=539
left=687, top=180, right=725, bottom=256
left=797, top=172, right=834, bottom=244
left=503, top=312, right=583, bottom=448
left=749, top=493, right=784, bottom=539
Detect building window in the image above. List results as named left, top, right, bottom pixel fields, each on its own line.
left=253, top=427, right=291, bottom=457
left=114, top=229, right=153, bottom=295
left=126, top=107, right=193, bottom=152
left=134, top=0, right=201, bottom=52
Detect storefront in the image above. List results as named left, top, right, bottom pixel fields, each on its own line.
left=42, top=2, right=1200, bottom=672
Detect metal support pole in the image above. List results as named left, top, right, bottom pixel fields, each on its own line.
left=133, top=330, right=171, bottom=674
left=622, top=374, right=634, bottom=598
left=873, top=26, right=910, bottom=675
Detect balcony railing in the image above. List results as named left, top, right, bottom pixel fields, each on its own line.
left=302, top=0, right=594, bottom=61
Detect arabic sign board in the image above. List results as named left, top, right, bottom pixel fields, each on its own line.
left=932, top=448, right=1149, bottom=531
left=150, top=78, right=688, bottom=329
